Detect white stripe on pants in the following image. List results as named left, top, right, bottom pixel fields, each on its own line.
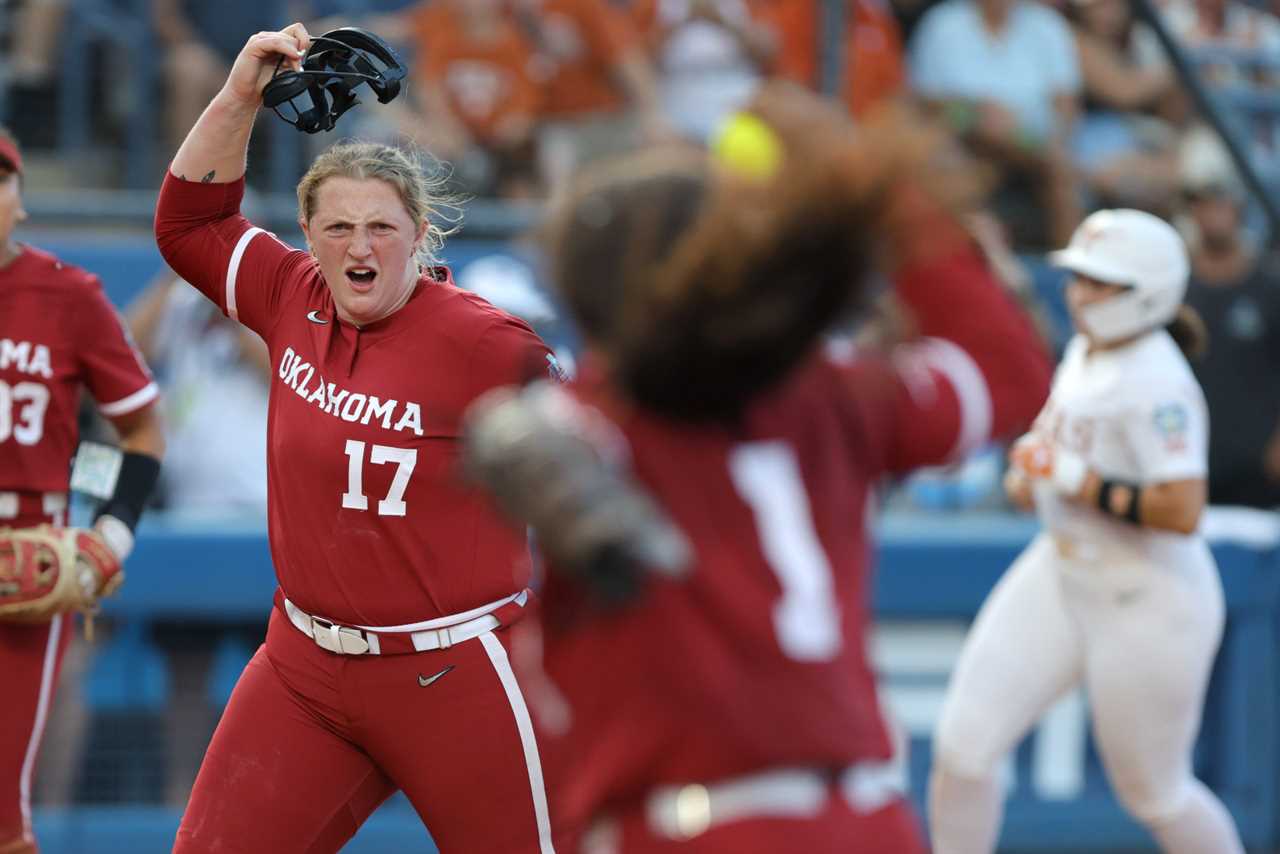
left=479, top=632, right=556, bottom=854
left=18, top=614, right=63, bottom=843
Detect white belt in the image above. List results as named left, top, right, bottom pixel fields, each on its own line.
left=283, top=590, right=526, bottom=656
left=644, top=759, right=908, bottom=842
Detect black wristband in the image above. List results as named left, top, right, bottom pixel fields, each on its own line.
left=93, top=451, right=162, bottom=532
left=1096, top=480, right=1114, bottom=514
left=1125, top=485, right=1143, bottom=524
left=1097, top=478, right=1142, bottom=525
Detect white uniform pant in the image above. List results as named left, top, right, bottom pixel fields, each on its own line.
left=933, top=532, right=1224, bottom=825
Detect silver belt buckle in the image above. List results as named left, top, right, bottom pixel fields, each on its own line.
left=310, top=616, right=371, bottom=655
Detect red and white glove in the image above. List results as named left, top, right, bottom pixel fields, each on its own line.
left=76, top=526, right=126, bottom=600
left=1009, top=434, right=1089, bottom=498
left=0, top=525, right=124, bottom=622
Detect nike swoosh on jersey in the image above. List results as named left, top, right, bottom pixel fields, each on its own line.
left=417, top=665, right=455, bottom=687
left=306, top=310, right=328, bottom=324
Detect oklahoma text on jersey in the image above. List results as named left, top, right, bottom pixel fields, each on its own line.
left=0, top=340, right=53, bottom=378
left=277, top=346, right=423, bottom=436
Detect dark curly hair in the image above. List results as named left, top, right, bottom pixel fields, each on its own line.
left=545, top=84, right=977, bottom=422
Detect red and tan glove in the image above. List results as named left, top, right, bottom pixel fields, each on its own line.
left=0, top=525, right=124, bottom=623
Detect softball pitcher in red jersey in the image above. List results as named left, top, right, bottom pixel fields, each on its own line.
left=463, top=86, right=1054, bottom=852
left=157, top=24, right=559, bottom=854
left=0, top=127, right=165, bottom=854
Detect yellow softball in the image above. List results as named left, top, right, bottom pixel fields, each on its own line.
left=712, top=112, right=784, bottom=181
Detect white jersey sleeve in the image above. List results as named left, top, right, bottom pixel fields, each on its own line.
left=1121, top=380, right=1208, bottom=483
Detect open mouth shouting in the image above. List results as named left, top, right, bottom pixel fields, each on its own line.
left=345, top=265, right=378, bottom=292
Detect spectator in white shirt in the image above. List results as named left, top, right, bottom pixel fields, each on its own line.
left=910, top=0, right=1083, bottom=248
left=127, top=269, right=269, bottom=516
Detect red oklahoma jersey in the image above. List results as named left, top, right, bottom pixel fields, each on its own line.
left=155, top=174, right=553, bottom=625
left=0, top=245, right=157, bottom=526
left=521, top=243, right=1053, bottom=833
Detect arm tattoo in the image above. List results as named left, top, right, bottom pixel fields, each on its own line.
left=200, top=170, right=216, bottom=183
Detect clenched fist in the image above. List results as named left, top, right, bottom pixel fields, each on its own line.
left=1009, top=434, right=1089, bottom=499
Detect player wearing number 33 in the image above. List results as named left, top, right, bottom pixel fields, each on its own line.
left=0, top=127, right=165, bottom=854
left=929, top=209, right=1245, bottom=853
left=461, top=85, right=1052, bottom=852
left=155, top=23, right=561, bottom=854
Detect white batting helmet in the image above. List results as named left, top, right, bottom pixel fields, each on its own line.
left=1049, top=209, right=1189, bottom=343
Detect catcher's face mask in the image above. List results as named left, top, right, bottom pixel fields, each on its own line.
left=262, top=27, right=407, bottom=134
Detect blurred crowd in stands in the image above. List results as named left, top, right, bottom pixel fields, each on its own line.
left=4, top=0, right=1280, bottom=517
left=3, top=0, right=1272, bottom=213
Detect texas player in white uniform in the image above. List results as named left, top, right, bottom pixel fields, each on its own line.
left=929, top=209, right=1245, bottom=854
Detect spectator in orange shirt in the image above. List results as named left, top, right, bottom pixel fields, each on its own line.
left=754, top=0, right=906, bottom=118
left=399, top=0, right=543, bottom=197
left=511, top=0, right=671, bottom=192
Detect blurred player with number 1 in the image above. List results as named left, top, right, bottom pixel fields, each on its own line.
left=464, top=86, right=1053, bottom=852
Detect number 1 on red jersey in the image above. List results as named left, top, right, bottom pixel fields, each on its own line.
left=729, top=441, right=842, bottom=662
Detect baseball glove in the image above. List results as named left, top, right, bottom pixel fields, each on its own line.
left=0, top=525, right=124, bottom=623
left=463, top=382, right=691, bottom=605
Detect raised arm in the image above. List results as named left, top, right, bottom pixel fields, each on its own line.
left=156, top=25, right=316, bottom=336
left=169, top=24, right=311, bottom=184
left=838, top=207, right=1055, bottom=475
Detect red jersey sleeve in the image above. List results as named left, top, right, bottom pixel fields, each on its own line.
left=467, top=315, right=558, bottom=400
left=154, top=172, right=314, bottom=338
left=77, top=277, right=159, bottom=417
left=835, top=243, right=1052, bottom=475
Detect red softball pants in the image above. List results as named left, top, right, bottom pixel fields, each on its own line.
left=0, top=615, right=71, bottom=854
left=174, top=603, right=558, bottom=853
